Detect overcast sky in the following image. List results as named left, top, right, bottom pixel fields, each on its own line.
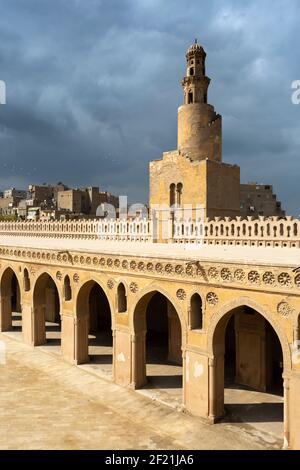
left=0, top=0, right=299, bottom=214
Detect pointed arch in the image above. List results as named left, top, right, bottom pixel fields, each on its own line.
left=117, top=282, right=127, bottom=313
left=23, top=268, right=30, bottom=292
left=33, top=272, right=61, bottom=347
left=76, top=279, right=113, bottom=368
left=190, top=293, right=203, bottom=330
left=63, top=275, right=72, bottom=301
left=207, top=296, right=291, bottom=372
left=0, top=266, right=22, bottom=332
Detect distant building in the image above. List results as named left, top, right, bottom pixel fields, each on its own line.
left=40, top=208, right=68, bottom=221
left=0, top=196, right=19, bottom=216
left=27, top=207, right=41, bottom=221
left=27, top=184, right=54, bottom=207
left=57, top=189, right=83, bottom=214
left=57, top=186, right=118, bottom=217
left=16, top=199, right=28, bottom=219
left=0, top=182, right=118, bottom=220
left=3, top=188, right=27, bottom=199
left=240, top=183, right=285, bottom=218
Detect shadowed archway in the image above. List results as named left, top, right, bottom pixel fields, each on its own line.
left=211, top=305, right=284, bottom=444
left=133, top=290, right=183, bottom=406
left=76, top=280, right=112, bottom=376
left=33, top=273, right=61, bottom=349
left=0, top=267, right=21, bottom=333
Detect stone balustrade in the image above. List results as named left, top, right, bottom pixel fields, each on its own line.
left=0, top=219, right=153, bottom=242
left=0, top=216, right=299, bottom=247
left=173, top=216, right=300, bottom=248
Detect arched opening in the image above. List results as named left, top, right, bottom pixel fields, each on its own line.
left=188, top=91, right=193, bottom=104
left=133, top=291, right=182, bottom=407
left=117, top=283, right=127, bottom=313
left=64, top=275, right=72, bottom=301
left=33, top=273, right=61, bottom=350
left=0, top=268, right=22, bottom=334
left=23, top=268, right=30, bottom=292
left=76, top=281, right=112, bottom=375
left=212, top=306, right=284, bottom=443
left=190, top=294, right=203, bottom=330
left=169, top=183, right=176, bottom=207
left=176, top=183, right=183, bottom=206
left=189, top=67, right=194, bottom=76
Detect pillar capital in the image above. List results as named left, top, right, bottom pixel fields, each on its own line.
left=208, top=357, right=216, bottom=367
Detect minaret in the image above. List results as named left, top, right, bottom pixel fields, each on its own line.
left=149, top=41, right=240, bottom=232
left=177, top=40, right=222, bottom=162
left=181, top=39, right=210, bottom=105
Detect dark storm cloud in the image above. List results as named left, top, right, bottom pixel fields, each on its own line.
left=0, top=0, right=299, bottom=213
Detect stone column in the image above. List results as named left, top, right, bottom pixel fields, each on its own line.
left=34, top=304, right=46, bottom=346
left=182, top=348, right=187, bottom=408
left=208, top=357, right=216, bottom=422
left=0, top=295, right=12, bottom=331
left=288, top=372, right=300, bottom=449
left=61, top=311, right=89, bottom=364
left=131, top=330, right=147, bottom=389
left=184, top=347, right=209, bottom=418
left=22, top=301, right=34, bottom=346
left=113, top=326, right=132, bottom=387
left=74, top=315, right=90, bottom=364
left=168, top=305, right=182, bottom=365
left=283, top=377, right=290, bottom=449
left=217, top=353, right=226, bottom=419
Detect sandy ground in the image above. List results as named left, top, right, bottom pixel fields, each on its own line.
left=0, top=333, right=283, bottom=450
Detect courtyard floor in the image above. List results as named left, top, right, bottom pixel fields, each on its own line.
left=0, top=332, right=283, bottom=450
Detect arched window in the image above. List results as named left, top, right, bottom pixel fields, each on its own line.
left=64, top=275, right=72, bottom=301
left=24, top=268, right=30, bottom=292
left=188, top=91, right=193, bottom=104
left=169, top=183, right=176, bottom=207
left=189, top=67, right=194, bottom=76
left=176, top=183, right=183, bottom=206
left=190, top=294, right=203, bottom=330
left=117, top=283, right=127, bottom=313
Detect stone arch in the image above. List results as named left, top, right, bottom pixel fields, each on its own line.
left=207, top=296, right=291, bottom=372
left=33, top=272, right=61, bottom=346
left=75, top=279, right=113, bottom=366
left=131, top=285, right=186, bottom=392
left=207, top=296, right=290, bottom=447
left=0, top=266, right=22, bottom=332
left=130, top=284, right=187, bottom=338
left=76, top=277, right=114, bottom=325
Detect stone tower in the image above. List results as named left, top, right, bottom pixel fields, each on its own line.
left=149, top=42, right=240, bottom=239
left=178, top=40, right=222, bottom=162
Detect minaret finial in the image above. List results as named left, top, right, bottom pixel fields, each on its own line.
left=195, top=38, right=197, bottom=44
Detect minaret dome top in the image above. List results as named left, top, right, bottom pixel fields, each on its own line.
left=186, top=39, right=206, bottom=58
